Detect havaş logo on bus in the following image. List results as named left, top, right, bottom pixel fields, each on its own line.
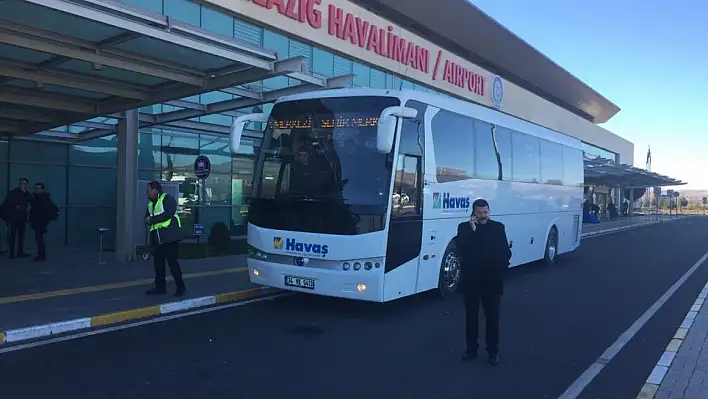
left=432, top=192, right=470, bottom=213
left=273, top=237, right=329, bottom=258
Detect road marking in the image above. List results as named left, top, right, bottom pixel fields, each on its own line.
left=0, top=292, right=292, bottom=354
left=91, top=306, right=161, bottom=327
left=0, top=267, right=247, bottom=304
left=636, top=282, right=708, bottom=398
left=0, top=287, right=275, bottom=344
left=557, top=249, right=708, bottom=399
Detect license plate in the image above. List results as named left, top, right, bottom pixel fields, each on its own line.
left=284, top=275, right=315, bottom=290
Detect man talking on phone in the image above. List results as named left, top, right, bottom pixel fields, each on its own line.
left=456, top=198, right=512, bottom=366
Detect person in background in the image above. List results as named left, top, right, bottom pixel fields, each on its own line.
left=456, top=199, right=512, bottom=366
left=1, top=178, right=32, bottom=259
left=29, top=182, right=59, bottom=262
left=145, top=181, right=186, bottom=297
left=607, top=201, right=618, bottom=220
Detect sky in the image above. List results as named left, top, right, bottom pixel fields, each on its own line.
left=471, top=0, right=708, bottom=190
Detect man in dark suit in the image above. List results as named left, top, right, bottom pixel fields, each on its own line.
left=456, top=199, right=512, bottom=366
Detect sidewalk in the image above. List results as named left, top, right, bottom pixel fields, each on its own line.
left=638, top=281, right=708, bottom=399
left=581, top=214, right=685, bottom=238
left=0, top=246, right=273, bottom=345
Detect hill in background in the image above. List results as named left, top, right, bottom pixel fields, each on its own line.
left=678, top=189, right=708, bottom=201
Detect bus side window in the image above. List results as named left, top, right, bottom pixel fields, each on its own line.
left=391, top=154, right=422, bottom=218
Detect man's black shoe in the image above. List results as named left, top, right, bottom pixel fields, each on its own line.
left=488, top=355, right=500, bottom=366
left=174, top=288, right=187, bottom=297
left=461, top=351, right=478, bottom=361
left=146, top=287, right=166, bottom=295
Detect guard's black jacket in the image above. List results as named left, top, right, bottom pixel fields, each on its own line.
left=456, top=220, right=512, bottom=296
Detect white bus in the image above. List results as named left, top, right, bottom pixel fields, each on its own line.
left=229, top=88, right=584, bottom=302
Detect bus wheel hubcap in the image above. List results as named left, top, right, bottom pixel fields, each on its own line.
left=547, top=231, right=557, bottom=260
left=444, top=252, right=460, bottom=289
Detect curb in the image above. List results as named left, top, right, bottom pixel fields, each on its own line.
left=636, top=282, right=708, bottom=398
left=0, top=286, right=280, bottom=345
left=581, top=217, right=685, bottom=239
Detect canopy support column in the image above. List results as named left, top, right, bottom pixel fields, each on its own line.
left=115, top=109, right=138, bottom=262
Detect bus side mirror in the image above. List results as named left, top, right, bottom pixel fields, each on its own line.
left=376, top=106, right=418, bottom=154
left=229, top=113, right=269, bottom=154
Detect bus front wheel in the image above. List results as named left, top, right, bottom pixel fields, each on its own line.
left=544, top=226, right=559, bottom=266
left=438, top=242, right=461, bottom=298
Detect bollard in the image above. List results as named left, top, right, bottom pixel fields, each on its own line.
left=97, top=227, right=108, bottom=265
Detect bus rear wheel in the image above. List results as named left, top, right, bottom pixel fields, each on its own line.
left=438, top=242, right=461, bottom=298
left=544, top=226, right=559, bottom=266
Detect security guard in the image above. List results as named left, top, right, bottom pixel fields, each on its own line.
left=145, top=181, right=186, bottom=296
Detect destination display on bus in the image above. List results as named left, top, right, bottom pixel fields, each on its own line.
left=269, top=116, right=379, bottom=129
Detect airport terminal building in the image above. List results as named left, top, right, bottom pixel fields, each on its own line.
left=0, top=0, right=681, bottom=260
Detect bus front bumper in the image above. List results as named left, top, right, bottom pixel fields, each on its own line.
left=247, top=259, right=384, bottom=302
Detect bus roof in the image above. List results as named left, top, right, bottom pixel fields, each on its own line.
left=276, top=88, right=583, bottom=151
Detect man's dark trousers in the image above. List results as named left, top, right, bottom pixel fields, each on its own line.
left=8, top=221, right=27, bottom=257
left=465, top=283, right=501, bottom=356
left=153, top=241, right=185, bottom=291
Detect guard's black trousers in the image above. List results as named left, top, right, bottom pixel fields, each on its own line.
left=153, top=241, right=185, bottom=291
left=464, top=287, right=502, bottom=356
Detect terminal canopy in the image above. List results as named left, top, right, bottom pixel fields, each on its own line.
left=0, top=0, right=353, bottom=143
left=584, top=157, right=685, bottom=188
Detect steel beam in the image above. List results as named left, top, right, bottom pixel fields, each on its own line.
left=73, top=121, right=116, bottom=130
left=0, top=20, right=205, bottom=77
left=0, top=108, right=63, bottom=123
left=0, top=62, right=150, bottom=100
left=76, top=128, right=116, bottom=141
left=24, top=0, right=275, bottom=69
left=325, top=74, right=355, bottom=89
left=164, top=100, right=206, bottom=111
left=0, top=87, right=97, bottom=114
left=220, top=87, right=263, bottom=99
left=158, top=120, right=230, bottom=135
left=145, top=73, right=353, bottom=127
left=0, top=122, right=21, bottom=134
left=98, top=57, right=306, bottom=116
left=0, top=30, right=204, bottom=86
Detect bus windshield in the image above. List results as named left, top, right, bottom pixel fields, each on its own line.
left=249, top=96, right=400, bottom=235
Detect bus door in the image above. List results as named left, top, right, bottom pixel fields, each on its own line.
left=383, top=101, right=426, bottom=299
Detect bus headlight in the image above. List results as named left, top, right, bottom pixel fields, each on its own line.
left=342, top=262, right=351, bottom=271
left=247, top=245, right=267, bottom=260
left=375, top=262, right=381, bottom=268
left=353, top=262, right=361, bottom=271
left=364, top=262, right=373, bottom=270
left=357, top=284, right=367, bottom=292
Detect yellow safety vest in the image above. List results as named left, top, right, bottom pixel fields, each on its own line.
left=147, top=193, right=181, bottom=232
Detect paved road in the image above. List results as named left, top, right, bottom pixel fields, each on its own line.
left=2, top=217, right=707, bottom=399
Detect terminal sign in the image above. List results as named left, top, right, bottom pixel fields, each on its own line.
left=194, top=155, right=211, bottom=180
left=247, top=0, right=487, bottom=99
left=194, top=223, right=205, bottom=236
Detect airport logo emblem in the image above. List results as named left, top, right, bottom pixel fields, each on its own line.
left=273, top=237, right=329, bottom=258
left=492, top=75, right=504, bottom=108
left=432, top=192, right=470, bottom=214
